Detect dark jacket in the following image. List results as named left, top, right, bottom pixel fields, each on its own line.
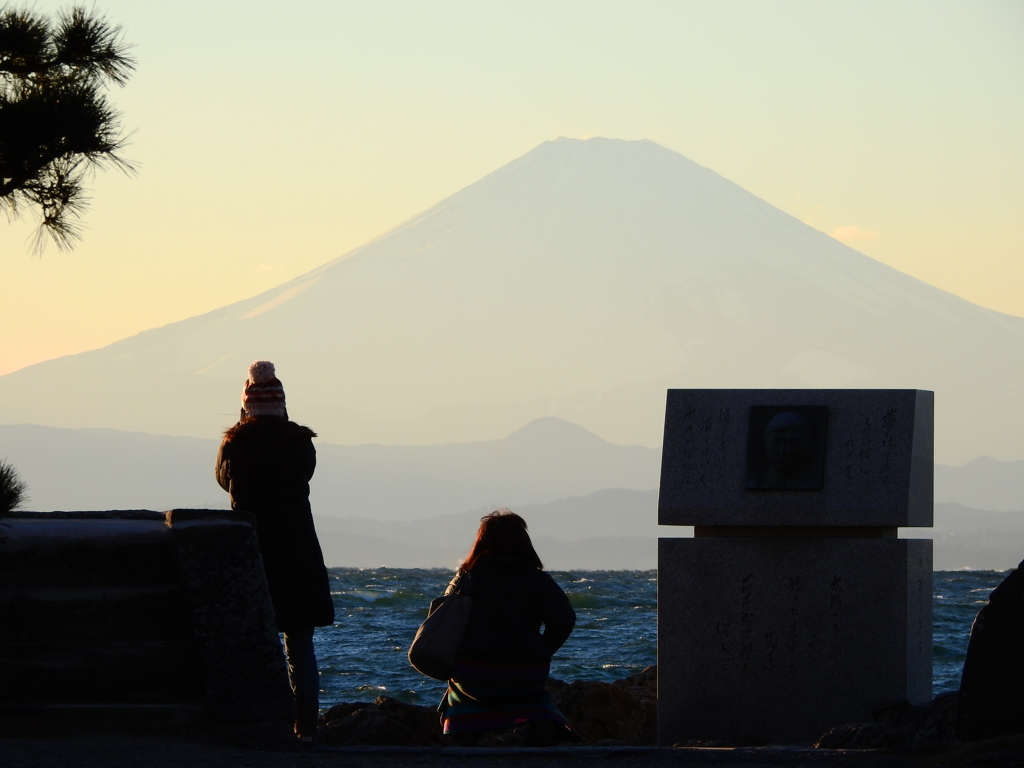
left=216, top=417, right=335, bottom=632
left=452, top=555, right=575, bottom=664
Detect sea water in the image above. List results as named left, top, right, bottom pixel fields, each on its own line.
left=314, top=568, right=1006, bottom=709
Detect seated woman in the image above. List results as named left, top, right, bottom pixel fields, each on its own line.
left=439, top=509, right=577, bottom=746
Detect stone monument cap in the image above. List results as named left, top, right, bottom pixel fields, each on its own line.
left=658, top=389, right=933, bottom=527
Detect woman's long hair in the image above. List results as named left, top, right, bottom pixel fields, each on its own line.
left=461, top=509, right=543, bottom=572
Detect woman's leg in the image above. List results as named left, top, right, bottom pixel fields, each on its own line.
left=283, top=628, right=319, bottom=739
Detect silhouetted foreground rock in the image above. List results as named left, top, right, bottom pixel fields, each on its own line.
left=956, top=558, right=1024, bottom=741
left=813, top=691, right=959, bottom=748
left=319, top=696, right=443, bottom=746
left=317, top=666, right=658, bottom=746
left=548, top=665, right=657, bottom=745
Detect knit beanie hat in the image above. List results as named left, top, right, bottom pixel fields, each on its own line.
left=242, top=360, right=286, bottom=418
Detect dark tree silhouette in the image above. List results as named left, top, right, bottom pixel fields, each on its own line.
left=0, top=5, right=135, bottom=251
left=0, top=459, right=26, bottom=513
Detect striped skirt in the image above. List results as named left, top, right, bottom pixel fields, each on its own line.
left=438, top=659, right=572, bottom=735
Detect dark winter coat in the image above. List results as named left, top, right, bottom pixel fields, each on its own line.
left=216, top=416, right=335, bottom=633
left=451, top=555, right=575, bottom=664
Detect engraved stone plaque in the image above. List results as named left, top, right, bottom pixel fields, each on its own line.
left=659, top=389, right=933, bottom=527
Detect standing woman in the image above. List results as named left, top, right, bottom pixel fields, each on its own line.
left=216, top=360, right=335, bottom=742
left=439, top=510, right=577, bottom=746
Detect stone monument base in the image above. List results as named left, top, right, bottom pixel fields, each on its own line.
left=658, top=536, right=932, bottom=746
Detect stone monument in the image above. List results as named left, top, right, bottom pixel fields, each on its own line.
left=0, top=509, right=294, bottom=732
left=657, top=389, right=933, bottom=746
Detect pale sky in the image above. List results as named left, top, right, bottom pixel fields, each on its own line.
left=2, top=0, right=1022, bottom=377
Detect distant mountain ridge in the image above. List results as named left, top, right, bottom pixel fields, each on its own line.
left=0, top=417, right=659, bottom=518
left=935, top=457, right=1024, bottom=512
left=1, top=138, right=1023, bottom=462
left=312, top=499, right=1024, bottom=572
left=931, top=503, right=1024, bottom=571
left=313, top=488, right=664, bottom=570
left=4, top=420, right=1024, bottom=569
left=9, top=419, right=1022, bottom=519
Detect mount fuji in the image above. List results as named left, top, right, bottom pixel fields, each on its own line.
left=2, top=137, right=1022, bottom=463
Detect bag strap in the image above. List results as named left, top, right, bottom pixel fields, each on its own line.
left=445, top=569, right=472, bottom=596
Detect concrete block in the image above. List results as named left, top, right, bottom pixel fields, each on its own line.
left=0, top=517, right=175, bottom=587
left=165, top=510, right=295, bottom=724
left=657, top=537, right=932, bottom=745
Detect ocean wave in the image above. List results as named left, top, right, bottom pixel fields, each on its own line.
left=311, top=568, right=993, bottom=708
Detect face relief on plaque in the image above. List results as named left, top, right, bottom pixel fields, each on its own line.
left=745, top=406, right=828, bottom=490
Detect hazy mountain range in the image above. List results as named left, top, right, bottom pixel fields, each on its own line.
left=3, top=419, right=1022, bottom=570
left=0, top=418, right=657, bottom=518
left=312, top=500, right=1024, bottom=572
left=1, top=138, right=1023, bottom=464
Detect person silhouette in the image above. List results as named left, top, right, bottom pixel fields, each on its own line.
left=435, top=510, right=577, bottom=746
left=216, top=360, right=334, bottom=743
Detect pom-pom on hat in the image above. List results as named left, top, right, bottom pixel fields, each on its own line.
left=242, top=360, right=286, bottom=418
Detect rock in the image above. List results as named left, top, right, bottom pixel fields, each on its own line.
left=814, top=722, right=908, bottom=749
left=956, top=560, right=1024, bottom=741
left=813, top=691, right=959, bottom=748
left=318, top=696, right=443, bottom=746
left=619, top=665, right=657, bottom=693
left=318, top=666, right=658, bottom=747
left=547, top=665, right=657, bottom=745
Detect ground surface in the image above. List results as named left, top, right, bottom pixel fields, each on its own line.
left=5, top=727, right=1024, bottom=768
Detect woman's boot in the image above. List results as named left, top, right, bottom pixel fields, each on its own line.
left=295, top=696, right=320, bottom=743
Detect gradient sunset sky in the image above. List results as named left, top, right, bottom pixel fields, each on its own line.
left=2, top=0, right=1022, bottom=376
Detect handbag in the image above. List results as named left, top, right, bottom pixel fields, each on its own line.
left=408, top=571, right=473, bottom=681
